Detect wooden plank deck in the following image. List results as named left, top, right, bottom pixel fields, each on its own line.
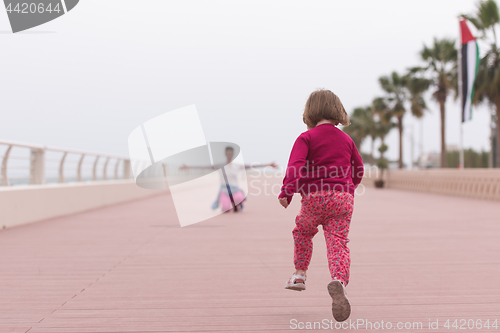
left=1, top=176, right=500, bottom=332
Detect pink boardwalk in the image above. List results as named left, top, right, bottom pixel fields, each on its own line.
left=1, top=177, right=500, bottom=332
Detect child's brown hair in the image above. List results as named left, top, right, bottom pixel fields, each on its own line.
left=302, top=89, right=350, bottom=128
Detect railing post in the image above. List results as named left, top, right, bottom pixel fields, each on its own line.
left=103, top=157, right=110, bottom=180
left=1, top=145, right=13, bottom=186
left=30, top=148, right=45, bottom=185
left=93, top=156, right=100, bottom=181
left=58, top=152, right=68, bottom=183
left=114, top=159, right=120, bottom=179
left=123, top=159, right=131, bottom=179
left=77, top=154, right=85, bottom=182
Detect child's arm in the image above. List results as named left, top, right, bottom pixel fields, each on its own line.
left=351, top=141, right=364, bottom=188
left=278, top=133, right=309, bottom=207
left=244, top=162, right=278, bottom=169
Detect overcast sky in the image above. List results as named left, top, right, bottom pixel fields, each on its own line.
left=0, top=0, right=496, bottom=169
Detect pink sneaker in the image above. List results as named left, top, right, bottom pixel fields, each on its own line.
left=327, top=279, right=351, bottom=322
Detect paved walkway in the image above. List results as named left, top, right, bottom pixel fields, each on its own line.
left=1, top=176, right=500, bottom=332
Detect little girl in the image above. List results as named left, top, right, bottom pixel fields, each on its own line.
left=278, top=89, right=364, bottom=322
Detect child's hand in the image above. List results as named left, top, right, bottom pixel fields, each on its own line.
left=269, top=162, right=279, bottom=169
left=279, top=197, right=289, bottom=208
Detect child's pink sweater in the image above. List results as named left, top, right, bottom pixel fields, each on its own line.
left=278, top=123, right=364, bottom=204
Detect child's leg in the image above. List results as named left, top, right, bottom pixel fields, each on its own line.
left=322, top=191, right=354, bottom=286
left=293, top=196, right=322, bottom=273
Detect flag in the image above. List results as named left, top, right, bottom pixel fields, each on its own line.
left=459, top=18, right=480, bottom=123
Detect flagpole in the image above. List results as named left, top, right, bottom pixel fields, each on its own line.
left=460, top=120, right=464, bottom=169
left=458, top=17, right=465, bottom=170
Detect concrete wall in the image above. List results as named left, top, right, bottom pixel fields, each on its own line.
left=361, top=168, right=500, bottom=201
left=3, top=169, right=498, bottom=229
left=0, top=180, right=167, bottom=229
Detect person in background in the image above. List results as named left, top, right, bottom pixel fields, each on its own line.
left=181, top=146, right=278, bottom=212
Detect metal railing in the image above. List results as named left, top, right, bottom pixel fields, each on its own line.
left=0, top=139, right=133, bottom=186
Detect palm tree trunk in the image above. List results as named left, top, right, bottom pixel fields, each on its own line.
left=379, top=137, right=385, bottom=181
left=398, top=116, right=403, bottom=169
left=496, top=96, right=500, bottom=168
left=489, top=108, right=494, bottom=168
left=439, top=100, right=447, bottom=168
left=370, top=137, right=375, bottom=165
left=380, top=137, right=385, bottom=160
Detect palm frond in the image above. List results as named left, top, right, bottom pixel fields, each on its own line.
left=477, top=0, right=500, bottom=30
left=410, top=95, right=428, bottom=118
left=408, top=66, right=427, bottom=74
left=378, top=76, right=394, bottom=94
left=473, top=42, right=500, bottom=106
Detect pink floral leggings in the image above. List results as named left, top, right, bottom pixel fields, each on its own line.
left=293, top=190, right=354, bottom=286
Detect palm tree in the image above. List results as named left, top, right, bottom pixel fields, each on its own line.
left=407, top=74, right=432, bottom=119
left=463, top=0, right=500, bottom=167
left=372, top=97, right=397, bottom=161
left=378, top=72, right=410, bottom=169
left=344, top=104, right=395, bottom=166
left=359, top=106, right=378, bottom=165
left=407, top=73, right=432, bottom=167
left=411, top=38, right=458, bottom=168
left=343, top=107, right=373, bottom=152
left=370, top=97, right=396, bottom=180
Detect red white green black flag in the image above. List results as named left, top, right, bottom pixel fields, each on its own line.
left=459, top=18, right=480, bottom=123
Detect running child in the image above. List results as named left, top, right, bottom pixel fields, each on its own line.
left=278, top=89, right=364, bottom=322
